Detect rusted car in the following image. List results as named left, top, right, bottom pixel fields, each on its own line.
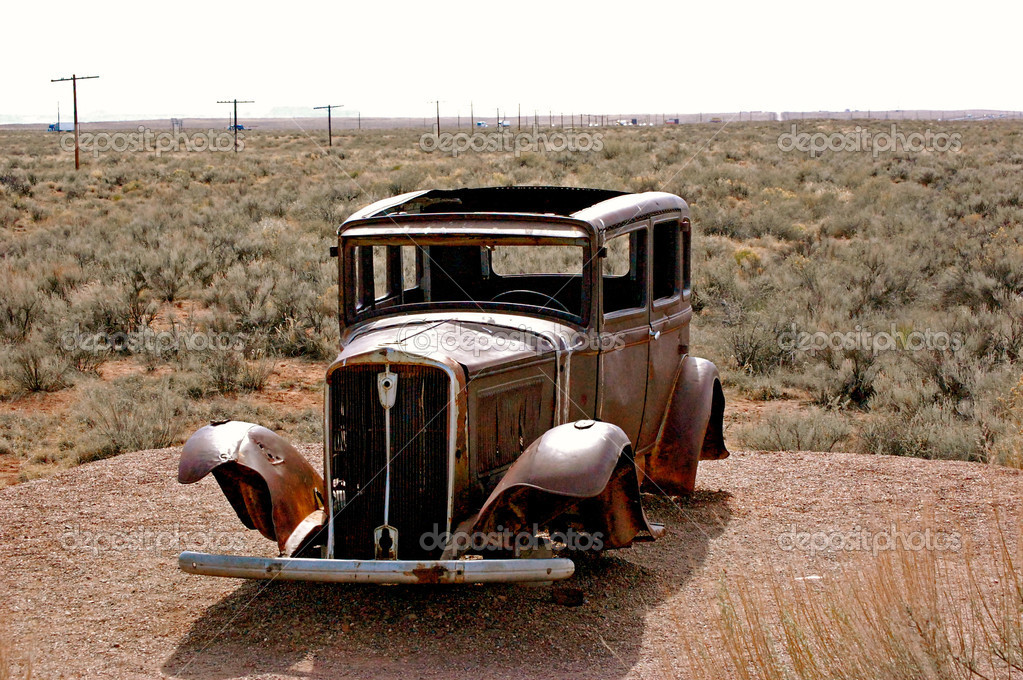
left=178, top=186, right=728, bottom=584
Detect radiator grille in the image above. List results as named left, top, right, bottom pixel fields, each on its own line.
left=328, top=364, right=450, bottom=560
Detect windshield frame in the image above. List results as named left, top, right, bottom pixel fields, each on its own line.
left=340, top=232, right=595, bottom=328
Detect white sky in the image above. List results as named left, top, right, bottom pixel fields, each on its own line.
left=2, top=0, right=1019, bottom=124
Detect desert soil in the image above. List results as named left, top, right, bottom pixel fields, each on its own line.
left=1, top=446, right=1020, bottom=679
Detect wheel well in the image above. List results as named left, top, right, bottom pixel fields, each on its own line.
left=699, top=380, right=729, bottom=460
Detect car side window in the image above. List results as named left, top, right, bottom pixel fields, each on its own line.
left=652, top=220, right=680, bottom=302
left=603, top=229, right=647, bottom=314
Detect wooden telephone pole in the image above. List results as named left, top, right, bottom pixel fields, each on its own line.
left=51, top=74, right=99, bottom=170
left=428, top=100, right=442, bottom=134
left=313, top=104, right=343, bottom=146
left=217, top=99, right=253, bottom=151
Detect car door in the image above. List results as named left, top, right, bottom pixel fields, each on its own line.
left=636, top=216, right=690, bottom=452
left=596, top=224, right=650, bottom=446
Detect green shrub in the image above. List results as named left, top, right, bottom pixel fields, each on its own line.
left=75, top=377, right=187, bottom=460
left=191, top=351, right=277, bottom=395
left=387, top=167, right=426, bottom=195
left=0, top=269, right=43, bottom=343
left=726, top=318, right=787, bottom=375
left=3, top=339, right=71, bottom=393
left=859, top=405, right=983, bottom=461
left=193, top=398, right=322, bottom=444
left=804, top=351, right=878, bottom=409
left=735, top=408, right=851, bottom=452
left=0, top=172, right=32, bottom=196
left=238, top=356, right=276, bottom=392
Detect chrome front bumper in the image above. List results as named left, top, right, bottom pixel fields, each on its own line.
left=179, top=551, right=575, bottom=584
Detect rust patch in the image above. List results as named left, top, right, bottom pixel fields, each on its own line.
left=409, top=565, right=448, bottom=584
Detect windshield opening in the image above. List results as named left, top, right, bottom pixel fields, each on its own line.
left=344, top=236, right=590, bottom=325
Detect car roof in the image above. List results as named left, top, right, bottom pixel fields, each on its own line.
left=340, top=186, right=687, bottom=235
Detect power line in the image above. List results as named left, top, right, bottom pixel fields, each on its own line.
left=50, top=74, right=99, bottom=170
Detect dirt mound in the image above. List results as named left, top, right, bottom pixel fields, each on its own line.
left=1, top=447, right=1020, bottom=679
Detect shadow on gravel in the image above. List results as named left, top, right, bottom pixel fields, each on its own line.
left=163, top=490, right=732, bottom=680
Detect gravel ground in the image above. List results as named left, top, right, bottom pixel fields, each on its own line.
left=1, top=446, right=1020, bottom=679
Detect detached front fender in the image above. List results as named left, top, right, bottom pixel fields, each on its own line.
left=465, top=420, right=660, bottom=554
left=179, top=421, right=325, bottom=556
left=645, top=356, right=729, bottom=496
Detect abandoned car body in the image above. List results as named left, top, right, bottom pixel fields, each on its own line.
left=178, top=186, right=728, bottom=584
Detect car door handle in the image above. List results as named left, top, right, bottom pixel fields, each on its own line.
left=649, top=328, right=660, bottom=340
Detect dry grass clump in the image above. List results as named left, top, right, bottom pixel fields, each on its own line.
left=677, top=519, right=1022, bottom=680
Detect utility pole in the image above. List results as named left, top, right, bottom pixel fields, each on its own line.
left=470, top=101, right=474, bottom=127
left=217, top=99, right=253, bottom=152
left=518, top=103, right=521, bottom=131
left=51, top=73, right=99, bottom=170
left=428, top=100, right=442, bottom=134
left=313, top=104, right=343, bottom=147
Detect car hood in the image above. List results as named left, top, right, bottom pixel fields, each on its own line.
left=338, top=312, right=589, bottom=375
